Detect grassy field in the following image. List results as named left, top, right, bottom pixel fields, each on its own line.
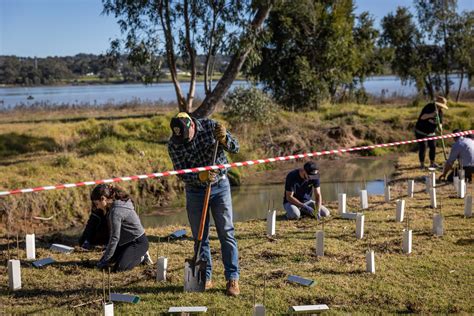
left=0, top=101, right=472, bottom=234
left=0, top=153, right=473, bottom=314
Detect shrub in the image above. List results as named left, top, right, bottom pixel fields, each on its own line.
left=223, top=86, right=277, bottom=125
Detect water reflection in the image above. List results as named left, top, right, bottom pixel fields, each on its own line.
left=140, top=157, right=396, bottom=227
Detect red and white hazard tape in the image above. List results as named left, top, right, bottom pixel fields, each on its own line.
left=1, top=130, right=472, bottom=197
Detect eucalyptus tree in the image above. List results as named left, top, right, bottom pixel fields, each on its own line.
left=448, top=11, right=474, bottom=101
left=415, top=0, right=458, bottom=96
left=103, top=0, right=272, bottom=118
left=380, top=7, right=437, bottom=97
left=248, top=0, right=381, bottom=109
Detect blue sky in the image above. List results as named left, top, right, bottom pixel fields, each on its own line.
left=1, top=0, right=473, bottom=57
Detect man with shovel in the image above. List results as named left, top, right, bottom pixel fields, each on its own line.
left=283, top=161, right=330, bottom=220
left=168, top=112, right=240, bottom=296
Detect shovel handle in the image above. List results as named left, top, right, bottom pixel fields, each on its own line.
left=196, top=141, right=220, bottom=242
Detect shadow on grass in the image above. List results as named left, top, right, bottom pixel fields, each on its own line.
left=455, top=238, right=473, bottom=245
left=0, top=133, right=59, bottom=159
left=311, top=266, right=365, bottom=275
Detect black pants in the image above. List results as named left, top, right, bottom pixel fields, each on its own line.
left=447, top=166, right=474, bottom=183
left=415, top=132, right=436, bottom=164
left=110, top=234, right=149, bottom=272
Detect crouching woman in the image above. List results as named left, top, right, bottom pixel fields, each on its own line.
left=91, top=184, right=150, bottom=272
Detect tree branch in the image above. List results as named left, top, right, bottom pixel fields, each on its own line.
left=193, top=2, right=272, bottom=118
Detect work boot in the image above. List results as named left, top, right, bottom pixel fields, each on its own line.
left=226, top=279, right=240, bottom=296
left=205, top=280, right=213, bottom=290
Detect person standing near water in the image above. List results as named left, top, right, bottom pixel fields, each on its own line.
left=414, top=96, right=448, bottom=169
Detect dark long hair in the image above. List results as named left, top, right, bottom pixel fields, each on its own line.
left=90, top=184, right=132, bottom=203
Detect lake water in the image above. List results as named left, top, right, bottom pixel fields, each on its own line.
left=140, top=157, right=396, bottom=227
left=0, top=75, right=471, bottom=108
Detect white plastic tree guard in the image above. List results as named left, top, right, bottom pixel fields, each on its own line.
left=458, top=179, right=466, bottom=198
left=156, top=256, right=168, bottom=282
left=289, top=305, right=329, bottom=313
left=465, top=195, right=472, bottom=218
left=396, top=199, right=405, bottom=222
left=103, top=302, right=114, bottom=316
left=109, top=293, right=140, bottom=304
left=459, top=169, right=465, bottom=180
left=407, top=180, right=415, bottom=198
left=429, top=171, right=436, bottom=188
left=8, top=259, right=21, bottom=291
left=253, top=304, right=266, bottom=316
left=432, top=214, right=444, bottom=236
left=453, top=176, right=459, bottom=191
left=356, top=214, right=365, bottom=239
left=360, top=190, right=368, bottom=209
left=315, top=231, right=324, bottom=257
left=32, top=257, right=55, bottom=268
left=287, top=275, right=315, bottom=287
left=366, top=250, right=375, bottom=274
left=26, top=234, right=36, bottom=260
left=168, top=306, right=207, bottom=313
left=50, top=243, right=74, bottom=253
left=266, top=210, right=276, bottom=237
left=384, top=185, right=391, bottom=203
left=430, top=188, right=437, bottom=209
left=338, top=193, right=346, bottom=214
left=402, top=229, right=412, bottom=254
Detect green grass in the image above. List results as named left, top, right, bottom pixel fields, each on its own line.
left=0, top=153, right=472, bottom=313
left=0, top=101, right=472, bottom=235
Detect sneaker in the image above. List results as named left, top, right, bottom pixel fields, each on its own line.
left=226, top=279, right=240, bottom=296
left=205, top=280, right=213, bottom=290
left=430, top=162, right=440, bottom=168
left=141, top=251, right=153, bottom=265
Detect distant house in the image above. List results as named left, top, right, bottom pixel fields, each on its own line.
left=85, top=72, right=95, bottom=76
left=160, top=68, right=191, bottom=76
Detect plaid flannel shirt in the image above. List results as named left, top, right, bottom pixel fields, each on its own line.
left=168, top=118, right=239, bottom=188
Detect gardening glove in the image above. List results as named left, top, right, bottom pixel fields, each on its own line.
left=214, top=122, right=227, bottom=145
left=301, top=204, right=314, bottom=216
left=198, top=170, right=219, bottom=183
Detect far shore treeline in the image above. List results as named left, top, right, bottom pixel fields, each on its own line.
left=1, top=0, right=473, bottom=109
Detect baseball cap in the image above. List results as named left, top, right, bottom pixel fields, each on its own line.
left=170, top=112, right=193, bottom=144
left=303, top=161, right=319, bottom=180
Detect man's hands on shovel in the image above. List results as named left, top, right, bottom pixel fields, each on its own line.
left=198, top=170, right=219, bottom=183
left=214, top=122, right=227, bottom=145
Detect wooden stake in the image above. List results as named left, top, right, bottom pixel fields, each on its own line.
left=16, top=233, right=20, bottom=259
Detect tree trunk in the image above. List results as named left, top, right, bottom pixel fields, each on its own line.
left=160, top=0, right=186, bottom=112
left=192, top=3, right=272, bottom=118
left=455, top=70, right=464, bottom=102
left=183, top=0, right=196, bottom=112
left=424, top=75, right=434, bottom=99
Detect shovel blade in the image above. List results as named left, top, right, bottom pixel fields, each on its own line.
left=184, top=260, right=207, bottom=292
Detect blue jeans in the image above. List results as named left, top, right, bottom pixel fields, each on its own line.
left=185, top=178, right=239, bottom=281
left=283, top=201, right=330, bottom=220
